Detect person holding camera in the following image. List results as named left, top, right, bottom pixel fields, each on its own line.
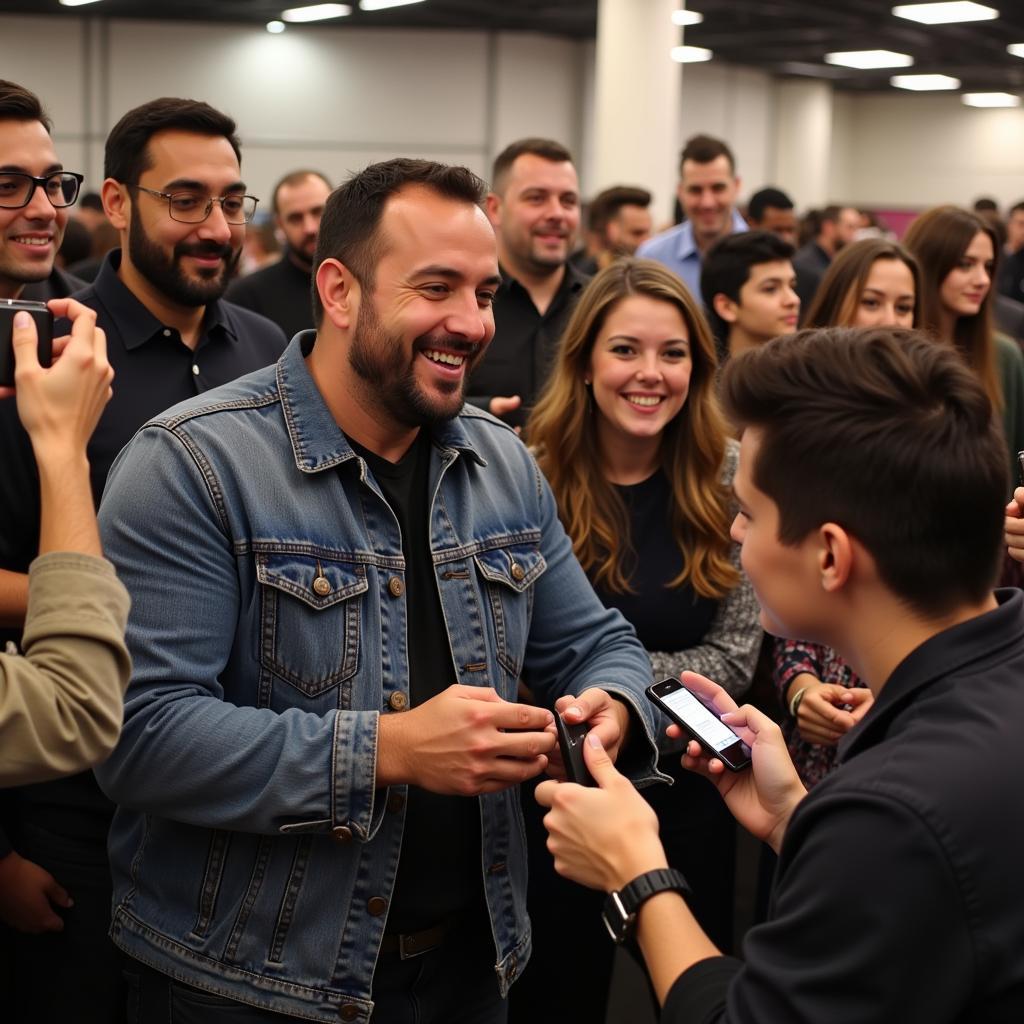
left=0, top=299, right=128, bottom=786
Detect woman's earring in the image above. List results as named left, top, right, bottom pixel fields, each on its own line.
left=584, top=379, right=593, bottom=414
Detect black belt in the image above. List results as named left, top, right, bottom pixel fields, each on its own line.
left=379, top=920, right=450, bottom=959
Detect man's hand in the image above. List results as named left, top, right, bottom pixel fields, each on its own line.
left=12, top=299, right=112, bottom=459
left=676, top=672, right=806, bottom=854
left=795, top=683, right=873, bottom=746
left=1006, top=487, right=1024, bottom=563
left=545, top=688, right=630, bottom=780
left=377, top=684, right=555, bottom=795
left=488, top=395, right=521, bottom=419
left=536, top=732, right=666, bottom=893
left=0, top=851, right=72, bottom=934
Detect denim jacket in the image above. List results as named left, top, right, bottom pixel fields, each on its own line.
left=96, top=334, right=661, bottom=1022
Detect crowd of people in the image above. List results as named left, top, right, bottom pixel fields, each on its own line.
left=2, top=74, right=1024, bottom=1024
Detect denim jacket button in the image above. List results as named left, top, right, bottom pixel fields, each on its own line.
left=388, top=691, right=408, bottom=712
left=312, top=575, right=331, bottom=596
left=367, top=896, right=388, bottom=916
left=387, top=576, right=404, bottom=597
left=510, top=562, right=525, bottom=581
left=331, top=825, right=353, bottom=843
left=340, top=1005, right=361, bottom=1021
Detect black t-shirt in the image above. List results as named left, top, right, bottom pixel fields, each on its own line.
left=592, top=470, right=716, bottom=652
left=224, top=254, right=315, bottom=340
left=349, top=431, right=482, bottom=932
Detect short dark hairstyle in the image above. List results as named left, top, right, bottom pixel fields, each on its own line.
left=679, top=134, right=735, bottom=175
left=701, top=230, right=794, bottom=308
left=490, top=137, right=573, bottom=195
left=702, top=231, right=795, bottom=347
left=723, top=327, right=1006, bottom=616
left=0, top=79, right=51, bottom=132
left=1010, top=200, right=1024, bottom=217
left=79, top=191, right=104, bottom=212
left=973, top=197, right=999, bottom=213
left=586, top=185, right=652, bottom=232
left=104, top=97, right=242, bottom=184
left=272, top=169, right=332, bottom=215
left=312, top=157, right=487, bottom=326
left=747, top=187, right=794, bottom=224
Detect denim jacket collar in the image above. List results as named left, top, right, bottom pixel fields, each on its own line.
left=279, top=331, right=487, bottom=475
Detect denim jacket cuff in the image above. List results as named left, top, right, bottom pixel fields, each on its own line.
left=600, top=684, right=671, bottom=789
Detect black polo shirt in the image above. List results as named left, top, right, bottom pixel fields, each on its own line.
left=663, top=590, right=1024, bottom=1023
left=466, top=261, right=589, bottom=430
left=225, top=253, right=314, bottom=340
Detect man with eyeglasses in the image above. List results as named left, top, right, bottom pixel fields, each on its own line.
left=0, top=95, right=286, bottom=1024
left=0, top=80, right=85, bottom=305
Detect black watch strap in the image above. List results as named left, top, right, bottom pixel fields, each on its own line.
left=602, top=867, right=690, bottom=944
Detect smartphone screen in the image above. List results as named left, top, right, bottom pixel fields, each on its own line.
left=646, top=678, right=752, bottom=771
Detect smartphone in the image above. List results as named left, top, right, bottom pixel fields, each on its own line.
left=646, top=677, right=752, bottom=772
left=554, top=714, right=595, bottom=786
left=0, top=299, right=53, bottom=387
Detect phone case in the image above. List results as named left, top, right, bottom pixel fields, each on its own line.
left=555, top=715, right=595, bottom=786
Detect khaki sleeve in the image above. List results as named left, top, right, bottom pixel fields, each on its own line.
left=0, top=552, right=131, bottom=786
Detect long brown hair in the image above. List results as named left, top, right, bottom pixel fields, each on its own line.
left=528, top=258, right=738, bottom=597
left=804, top=238, right=922, bottom=328
left=903, top=205, right=1001, bottom=410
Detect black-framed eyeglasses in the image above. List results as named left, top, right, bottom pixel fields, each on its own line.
left=131, top=184, right=258, bottom=225
left=0, top=171, right=84, bottom=210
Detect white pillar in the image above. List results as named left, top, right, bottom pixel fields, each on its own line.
left=592, top=0, right=682, bottom=222
left=773, top=80, right=834, bottom=209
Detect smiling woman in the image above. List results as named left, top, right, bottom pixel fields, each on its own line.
left=515, top=258, right=761, bottom=1022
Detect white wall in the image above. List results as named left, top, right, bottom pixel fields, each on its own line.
left=834, top=92, right=1024, bottom=209
left=0, top=15, right=588, bottom=208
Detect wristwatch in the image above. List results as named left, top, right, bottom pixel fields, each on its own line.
left=602, top=868, right=690, bottom=943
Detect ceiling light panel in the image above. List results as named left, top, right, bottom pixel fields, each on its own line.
left=281, top=4, right=353, bottom=22
left=825, top=50, right=914, bottom=69
left=891, top=73, right=961, bottom=89
left=670, top=46, right=713, bottom=63
left=893, top=3, right=998, bottom=24
left=671, top=10, right=704, bottom=26
left=962, top=92, right=1021, bottom=107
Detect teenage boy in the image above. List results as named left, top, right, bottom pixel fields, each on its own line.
left=538, top=326, right=1024, bottom=1022
left=700, top=231, right=799, bottom=361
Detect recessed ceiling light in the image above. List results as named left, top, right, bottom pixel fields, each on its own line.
left=359, top=0, right=427, bottom=10
left=1008, top=43, right=1024, bottom=59
left=281, top=4, right=353, bottom=23
left=671, top=10, right=704, bottom=26
left=893, top=3, right=998, bottom=24
left=825, top=50, right=914, bottom=70
left=962, top=92, right=1021, bottom=107
left=266, top=20, right=286, bottom=32
left=891, top=73, right=961, bottom=89
left=670, top=46, right=713, bottom=63
left=58, top=0, right=105, bottom=6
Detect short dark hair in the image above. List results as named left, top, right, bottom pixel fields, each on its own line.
left=79, top=191, right=104, bottom=212
left=1010, top=200, right=1024, bottom=217
left=586, top=185, right=652, bottom=232
left=0, top=79, right=51, bottom=132
left=104, top=97, right=242, bottom=184
left=680, top=134, right=735, bottom=175
left=490, top=137, right=573, bottom=195
left=701, top=230, right=794, bottom=308
left=723, top=327, right=1006, bottom=616
left=973, top=197, right=999, bottom=213
left=272, top=169, right=332, bottom=215
left=702, top=231, right=795, bottom=347
left=747, top=187, right=794, bottom=224
left=312, top=157, right=487, bottom=326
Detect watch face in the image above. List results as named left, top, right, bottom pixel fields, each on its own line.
left=602, top=890, right=633, bottom=943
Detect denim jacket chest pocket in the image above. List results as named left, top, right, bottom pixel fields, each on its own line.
left=473, top=539, right=547, bottom=679
left=256, top=551, right=367, bottom=698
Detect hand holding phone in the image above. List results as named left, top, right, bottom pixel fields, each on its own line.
left=554, top=715, right=595, bottom=786
left=646, top=677, right=752, bottom=771
left=0, top=299, right=53, bottom=388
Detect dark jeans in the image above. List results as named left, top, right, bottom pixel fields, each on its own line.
left=123, top=911, right=507, bottom=1024
left=2, top=820, right=123, bottom=1024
